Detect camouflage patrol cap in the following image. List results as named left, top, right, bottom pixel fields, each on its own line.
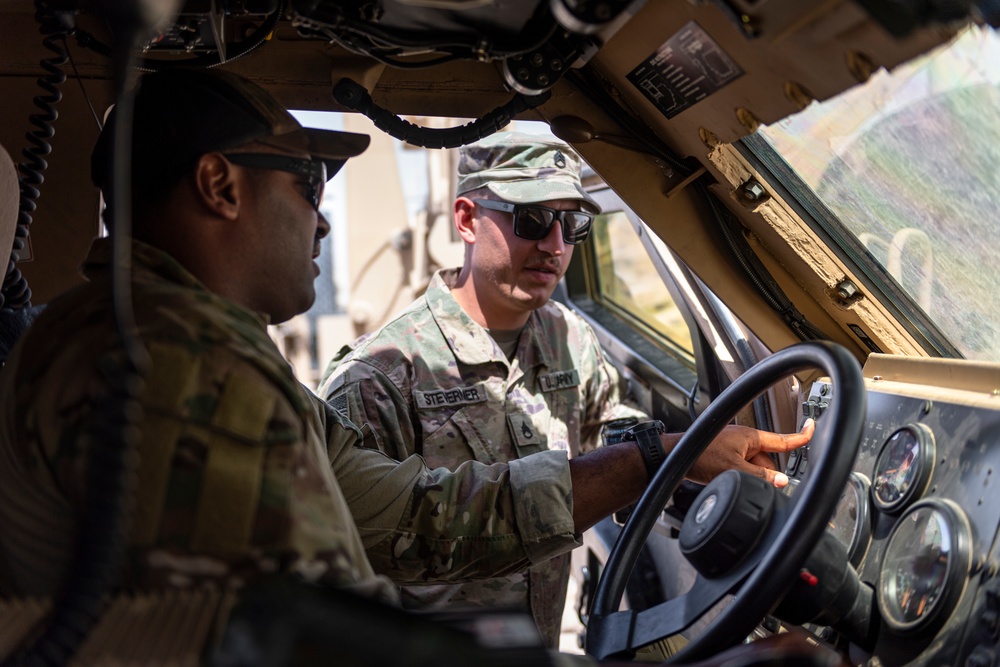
left=456, top=132, right=600, bottom=214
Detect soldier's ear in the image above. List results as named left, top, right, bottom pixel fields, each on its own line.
left=193, top=153, right=241, bottom=221
left=454, top=196, right=478, bottom=245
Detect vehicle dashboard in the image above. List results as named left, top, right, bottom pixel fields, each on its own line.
left=788, top=355, right=1000, bottom=665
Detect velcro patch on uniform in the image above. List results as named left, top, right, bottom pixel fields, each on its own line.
left=322, top=371, right=347, bottom=398
left=211, top=372, right=276, bottom=441
left=191, top=428, right=266, bottom=555
left=329, top=392, right=349, bottom=419
left=538, top=369, right=580, bottom=392
left=414, top=382, right=489, bottom=410
left=508, top=413, right=545, bottom=456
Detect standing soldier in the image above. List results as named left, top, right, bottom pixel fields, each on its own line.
left=318, top=132, right=808, bottom=646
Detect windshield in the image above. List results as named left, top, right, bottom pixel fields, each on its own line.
left=756, top=25, right=1000, bottom=361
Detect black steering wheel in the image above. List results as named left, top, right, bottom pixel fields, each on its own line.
left=585, top=341, right=865, bottom=662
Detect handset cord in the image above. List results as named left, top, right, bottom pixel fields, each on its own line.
left=9, top=3, right=154, bottom=665
left=332, top=78, right=551, bottom=149
left=3, top=0, right=72, bottom=310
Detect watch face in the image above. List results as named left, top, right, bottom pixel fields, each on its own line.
left=603, top=418, right=640, bottom=445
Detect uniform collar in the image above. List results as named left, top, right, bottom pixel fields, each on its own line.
left=427, top=268, right=557, bottom=369
left=82, top=237, right=271, bottom=329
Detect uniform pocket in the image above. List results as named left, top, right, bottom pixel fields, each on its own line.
left=420, top=405, right=503, bottom=467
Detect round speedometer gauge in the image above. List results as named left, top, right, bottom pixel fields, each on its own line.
left=872, top=424, right=934, bottom=514
left=878, top=499, right=971, bottom=634
left=828, top=472, right=872, bottom=567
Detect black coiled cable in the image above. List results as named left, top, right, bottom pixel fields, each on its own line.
left=7, top=2, right=151, bottom=664
left=3, top=0, right=73, bottom=310
left=332, top=78, right=551, bottom=149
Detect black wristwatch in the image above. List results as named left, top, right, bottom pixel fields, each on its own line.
left=620, top=420, right=667, bottom=480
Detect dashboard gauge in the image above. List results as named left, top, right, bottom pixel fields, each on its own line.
left=828, top=473, right=872, bottom=567
left=878, top=499, right=971, bottom=634
left=871, top=424, right=935, bottom=514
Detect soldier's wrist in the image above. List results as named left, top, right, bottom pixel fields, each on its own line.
left=620, top=420, right=667, bottom=480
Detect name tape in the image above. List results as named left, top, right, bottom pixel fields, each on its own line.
left=415, top=382, right=489, bottom=409
left=538, top=369, right=580, bottom=392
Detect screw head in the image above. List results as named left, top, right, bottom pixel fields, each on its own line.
left=743, top=181, right=765, bottom=200
left=836, top=280, right=859, bottom=300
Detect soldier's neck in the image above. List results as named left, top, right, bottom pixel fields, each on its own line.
left=451, top=274, right=531, bottom=331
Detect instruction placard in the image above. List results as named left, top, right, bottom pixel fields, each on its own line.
left=627, top=21, right=743, bottom=120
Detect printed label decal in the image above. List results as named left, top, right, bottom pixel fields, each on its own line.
left=627, top=21, right=743, bottom=120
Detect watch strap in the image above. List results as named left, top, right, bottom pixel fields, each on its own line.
left=623, top=420, right=666, bottom=480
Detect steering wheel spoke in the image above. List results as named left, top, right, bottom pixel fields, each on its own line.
left=631, top=575, right=736, bottom=649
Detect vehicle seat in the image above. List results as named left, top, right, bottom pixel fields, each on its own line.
left=0, top=142, right=43, bottom=365
left=0, top=143, right=17, bottom=295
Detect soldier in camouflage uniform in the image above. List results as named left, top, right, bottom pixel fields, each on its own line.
left=318, top=132, right=814, bottom=646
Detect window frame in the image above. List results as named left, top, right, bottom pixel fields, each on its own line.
left=561, top=185, right=720, bottom=423
left=739, top=133, right=960, bottom=358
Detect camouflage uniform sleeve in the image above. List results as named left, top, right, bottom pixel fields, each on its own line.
left=127, top=342, right=396, bottom=600
left=323, top=399, right=581, bottom=584
left=578, top=322, right=648, bottom=452
left=321, top=359, right=418, bottom=461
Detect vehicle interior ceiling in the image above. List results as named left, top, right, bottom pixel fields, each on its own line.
left=3, top=0, right=1000, bottom=665
left=0, top=0, right=982, bottom=369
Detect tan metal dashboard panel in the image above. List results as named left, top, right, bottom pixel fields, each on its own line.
left=864, top=353, right=1000, bottom=408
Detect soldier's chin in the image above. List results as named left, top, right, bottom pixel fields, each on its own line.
left=272, top=291, right=316, bottom=324
left=513, top=289, right=553, bottom=312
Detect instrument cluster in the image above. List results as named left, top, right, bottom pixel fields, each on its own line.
left=786, top=381, right=1000, bottom=663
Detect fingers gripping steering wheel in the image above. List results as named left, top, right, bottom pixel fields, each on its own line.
left=584, top=342, right=865, bottom=663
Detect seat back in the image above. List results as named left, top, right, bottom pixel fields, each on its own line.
left=0, top=143, right=16, bottom=280
left=0, top=144, right=44, bottom=365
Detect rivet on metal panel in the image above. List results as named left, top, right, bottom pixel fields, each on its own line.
left=736, top=107, right=760, bottom=134
left=699, top=127, right=720, bottom=149
left=784, top=82, right=815, bottom=111
left=847, top=50, right=876, bottom=84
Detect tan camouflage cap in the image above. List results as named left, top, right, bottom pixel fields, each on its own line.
left=456, top=132, right=600, bottom=214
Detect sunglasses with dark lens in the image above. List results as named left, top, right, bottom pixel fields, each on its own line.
left=223, top=153, right=327, bottom=210
left=472, top=199, right=594, bottom=245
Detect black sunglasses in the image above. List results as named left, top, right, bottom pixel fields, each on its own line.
left=472, top=199, right=594, bottom=245
left=223, top=153, right=327, bottom=210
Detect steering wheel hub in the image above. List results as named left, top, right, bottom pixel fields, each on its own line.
left=679, top=470, right=777, bottom=577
